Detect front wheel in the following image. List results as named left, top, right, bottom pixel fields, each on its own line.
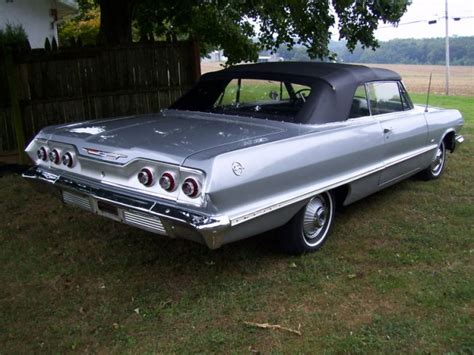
left=279, top=191, right=336, bottom=255
left=419, top=141, right=446, bottom=180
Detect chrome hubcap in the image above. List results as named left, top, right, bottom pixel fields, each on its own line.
left=302, top=194, right=331, bottom=246
left=313, top=206, right=327, bottom=228
left=431, top=143, right=445, bottom=176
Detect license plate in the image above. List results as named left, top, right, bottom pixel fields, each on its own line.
left=97, top=200, right=118, bottom=216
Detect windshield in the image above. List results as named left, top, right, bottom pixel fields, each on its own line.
left=171, top=78, right=312, bottom=123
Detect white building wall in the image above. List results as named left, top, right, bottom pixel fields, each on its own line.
left=0, top=0, right=58, bottom=49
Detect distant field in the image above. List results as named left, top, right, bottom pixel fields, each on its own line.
left=201, top=62, right=474, bottom=96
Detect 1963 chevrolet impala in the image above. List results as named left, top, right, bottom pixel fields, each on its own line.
left=23, top=62, right=464, bottom=254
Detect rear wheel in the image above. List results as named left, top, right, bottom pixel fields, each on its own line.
left=419, top=141, right=446, bottom=180
left=279, top=191, right=335, bottom=255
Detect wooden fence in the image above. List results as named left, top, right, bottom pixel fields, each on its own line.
left=0, top=41, right=200, bottom=156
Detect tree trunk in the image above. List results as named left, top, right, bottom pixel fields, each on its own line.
left=98, top=0, right=137, bottom=46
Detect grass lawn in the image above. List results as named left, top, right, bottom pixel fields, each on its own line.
left=0, top=94, right=473, bottom=353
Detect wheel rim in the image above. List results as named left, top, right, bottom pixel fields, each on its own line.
left=302, top=192, right=333, bottom=247
left=430, top=142, right=445, bottom=177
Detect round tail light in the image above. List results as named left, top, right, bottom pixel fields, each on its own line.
left=159, top=172, right=176, bottom=192
left=182, top=178, right=200, bottom=198
left=62, top=152, right=74, bottom=168
left=138, top=168, right=154, bottom=186
left=49, top=149, right=60, bottom=164
left=37, top=147, right=48, bottom=161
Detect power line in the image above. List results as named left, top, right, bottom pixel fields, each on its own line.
left=378, top=15, right=474, bottom=29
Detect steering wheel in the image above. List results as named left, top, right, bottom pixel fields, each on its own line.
left=294, top=88, right=311, bottom=102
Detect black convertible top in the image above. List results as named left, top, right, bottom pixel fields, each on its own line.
left=173, top=62, right=402, bottom=124
left=205, top=62, right=400, bottom=90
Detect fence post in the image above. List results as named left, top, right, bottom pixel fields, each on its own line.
left=4, top=49, right=27, bottom=164
left=191, top=40, right=201, bottom=83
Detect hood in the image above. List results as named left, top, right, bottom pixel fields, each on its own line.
left=40, top=110, right=292, bottom=165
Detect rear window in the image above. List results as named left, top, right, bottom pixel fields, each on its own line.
left=173, top=78, right=312, bottom=123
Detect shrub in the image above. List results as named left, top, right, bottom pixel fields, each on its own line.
left=0, top=23, right=30, bottom=50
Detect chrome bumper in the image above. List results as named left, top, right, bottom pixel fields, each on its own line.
left=22, top=166, right=230, bottom=249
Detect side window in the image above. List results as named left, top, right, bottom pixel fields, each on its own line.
left=349, top=85, right=370, bottom=118
left=367, top=82, right=404, bottom=115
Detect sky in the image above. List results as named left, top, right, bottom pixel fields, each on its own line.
left=373, top=0, right=474, bottom=41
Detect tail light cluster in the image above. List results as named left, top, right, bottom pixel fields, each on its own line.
left=137, top=168, right=201, bottom=198
left=182, top=178, right=200, bottom=198
left=159, top=172, right=176, bottom=191
left=48, top=149, right=60, bottom=164
left=37, top=146, right=75, bottom=168
left=36, top=147, right=48, bottom=161
left=62, top=152, right=74, bottom=168
left=137, top=168, right=154, bottom=187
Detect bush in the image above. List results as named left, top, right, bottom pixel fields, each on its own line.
left=0, top=23, right=30, bottom=50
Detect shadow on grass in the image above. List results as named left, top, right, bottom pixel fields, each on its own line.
left=0, top=163, right=29, bottom=177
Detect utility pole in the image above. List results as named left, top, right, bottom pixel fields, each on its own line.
left=445, top=0, right=450, bottom=95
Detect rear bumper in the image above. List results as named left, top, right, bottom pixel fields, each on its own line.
left=22, top=166, right=230, bottom=249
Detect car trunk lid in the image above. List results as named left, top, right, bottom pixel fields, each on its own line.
left=42, top=110, right=289, bottom=165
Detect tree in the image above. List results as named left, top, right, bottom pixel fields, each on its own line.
left=65, top=0, right=411, bottom=65
left=59, top=7, right=100, bottom=46
left=97, top=0, right=138, bottom=45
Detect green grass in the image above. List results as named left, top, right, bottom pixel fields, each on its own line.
left=1, top=94, right=473, bottom=353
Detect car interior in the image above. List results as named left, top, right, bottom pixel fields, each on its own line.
left=208, top=79, right=312, bottom=123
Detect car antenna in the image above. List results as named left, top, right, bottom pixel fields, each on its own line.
left=425, top=73, right=433, bottom=113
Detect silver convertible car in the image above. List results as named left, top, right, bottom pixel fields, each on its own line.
left=23, top=62, right=464, bottom=254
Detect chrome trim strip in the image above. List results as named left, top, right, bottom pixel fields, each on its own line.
left=230, top=144, right=437, bottom=226
left=384, top=144, right=437, bottom=168
left=83, top=147, right=128, bottom=161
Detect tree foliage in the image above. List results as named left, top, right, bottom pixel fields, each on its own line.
left=0, top=23, right=29, bottom=50
left=59, top=5, right=100, bottom=46
left=59, top=0, right=411, bottom=65
left=132, top=0, right=411, bottom=64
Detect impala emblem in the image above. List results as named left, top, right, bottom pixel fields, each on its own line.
left=232, top=162, right=244, bottom=176
left=83, top=148, right=127, bottom=160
